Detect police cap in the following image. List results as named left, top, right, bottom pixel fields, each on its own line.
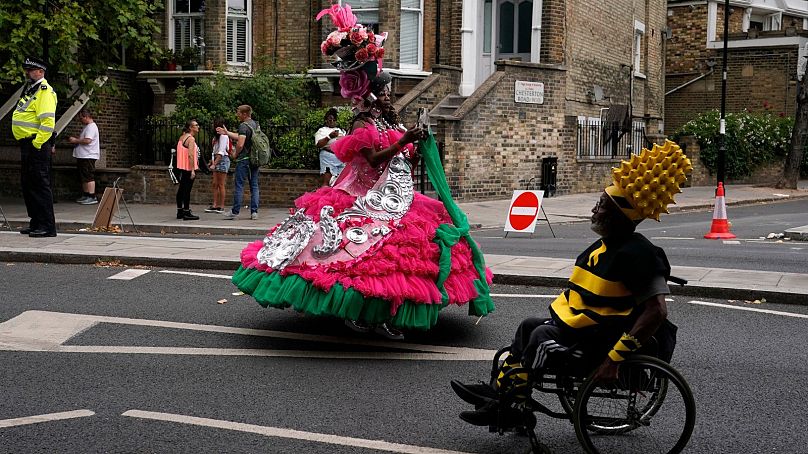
left=22, top=57, right=47, bottom=71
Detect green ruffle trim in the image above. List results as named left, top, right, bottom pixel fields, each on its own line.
left=421, top=133, right=495, bottom=318
left=232, top=266, right=444, bottom=330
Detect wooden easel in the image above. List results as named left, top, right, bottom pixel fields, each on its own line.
left=92, top=178, right=138, bottom=232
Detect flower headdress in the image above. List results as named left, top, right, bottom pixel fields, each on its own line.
left=317, top=3, right=388, bottom=105
left=605, top=140, right=693, bottom=222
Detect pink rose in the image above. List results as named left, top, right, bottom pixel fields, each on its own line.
left=375, top=47, right=385, bottom=59
left=349, top=31, right=365, bottom=45
left=328, top=31, right=345, bottom=46
left=354, top=48, right=370, bottom=62
left=320, top=41, right=330, bottom=55
left=365, top=43, right=377, bottom=55
left=340, top=70, right=370, bottom=99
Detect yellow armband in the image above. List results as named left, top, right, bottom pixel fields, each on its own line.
left=607, top=332, right=642, bottom=362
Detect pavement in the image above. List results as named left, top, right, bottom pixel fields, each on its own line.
left=1, top=182, right=807, bottom=304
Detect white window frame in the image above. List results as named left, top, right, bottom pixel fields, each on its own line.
left=338, top=0, right=380, bottom=33
left=226, top=0, right=251, bottom=68
left=400, top=0, right=424, bottom=70
left=633, top=20, right=645, bottom=78
left=764, top=12, right=782, bottom=31
left=169, top=0, right=205, bottom=51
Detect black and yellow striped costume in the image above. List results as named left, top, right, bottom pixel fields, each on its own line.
left=505, top=233, right=670, bottom=379
left=550, top=233, right=670, bottom=332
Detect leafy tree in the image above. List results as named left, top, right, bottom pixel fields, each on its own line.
left=777, top=68, right=808, bottom=189
left=0, top=0, right=163, bottom=96
left=167, top=68, right=348, bottom=169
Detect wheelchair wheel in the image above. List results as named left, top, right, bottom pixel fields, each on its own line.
left=572, top=355, right=695, bottom=454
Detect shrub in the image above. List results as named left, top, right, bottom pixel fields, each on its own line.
left=163, top=68, right=356, bottom=169
left=673, top=110, right=794, bottom=178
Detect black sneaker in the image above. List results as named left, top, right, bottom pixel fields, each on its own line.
left=451, top=380, right=498, bottom=407
left=459, top=401, right=522, bottom=428
left=204, top=206, right=219, bottom=213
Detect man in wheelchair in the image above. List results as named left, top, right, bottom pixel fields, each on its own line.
left=453, top=141, right=692, bottom=428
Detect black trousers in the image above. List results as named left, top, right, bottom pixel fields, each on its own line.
left=510, top=317, right=621, bottom=372
left=175, top=169, right=195, bottom=210
left=20, top=138, right=56, bottom=233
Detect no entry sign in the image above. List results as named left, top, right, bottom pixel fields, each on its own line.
left=504, top=190, right=545, bottom=233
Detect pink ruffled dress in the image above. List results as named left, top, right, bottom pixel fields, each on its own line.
left=231, top=121, right=493, bottom=330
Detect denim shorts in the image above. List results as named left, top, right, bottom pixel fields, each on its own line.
left=214, top=155, right=230, bottom=173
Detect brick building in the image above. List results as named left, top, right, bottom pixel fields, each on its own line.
left=665, top=0, right=808, bottom=134
left=1, top=0, right=671, bottom=203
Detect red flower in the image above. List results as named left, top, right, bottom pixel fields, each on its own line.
left=350, top=30, right=367, bottom=45
left=355, top=48, right=370, bottom=61
left=375, top=47, right=385, bottom=59
left=366, top=43, right=377, bottom=55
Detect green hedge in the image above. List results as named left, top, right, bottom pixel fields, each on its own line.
left=673, top=109, right=807, bottom=178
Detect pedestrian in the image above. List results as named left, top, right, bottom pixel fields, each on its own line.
left=205, top=118, right=231, bottom=214
left=314, top=108, right=346, bottom=186
left=175, top=119, right=200, bottom=221
left=12, top=56, right=58, bottom=238
left=67, top=109, right=100, bottom=205
left=216, top=105, right=259, bottom=220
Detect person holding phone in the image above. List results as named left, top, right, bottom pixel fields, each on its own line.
left=231, top=7, right=494, bottom=342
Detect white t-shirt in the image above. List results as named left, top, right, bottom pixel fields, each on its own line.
left=72, top=122, right=100, bottom=159
left=314, top=126, right=345, bottom=151
left=212, top=134, right=230, bottom=161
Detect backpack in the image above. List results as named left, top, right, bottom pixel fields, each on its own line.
left=245, top=122, right=272, bottom=167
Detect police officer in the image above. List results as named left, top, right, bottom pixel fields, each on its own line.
left=12, top=57, right=58, bottom=237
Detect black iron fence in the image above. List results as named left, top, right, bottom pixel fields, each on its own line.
left=129, top=117, right=440, bottom=194
left=576, top=117, right=647, bottom=159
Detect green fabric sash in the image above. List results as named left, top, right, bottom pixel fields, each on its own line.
left=420, top=132, right=494, bottom=317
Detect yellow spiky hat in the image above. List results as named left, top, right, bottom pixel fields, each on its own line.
left=605, top=140, right=693, bottom=222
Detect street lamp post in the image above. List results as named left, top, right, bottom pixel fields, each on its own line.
left=717, top=0, right=730, bottom=187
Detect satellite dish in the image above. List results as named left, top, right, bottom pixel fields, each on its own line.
left=593, top=86, right=604, bottom=102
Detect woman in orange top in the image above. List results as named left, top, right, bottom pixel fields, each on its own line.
left=175, top=119, right=200, bottom=220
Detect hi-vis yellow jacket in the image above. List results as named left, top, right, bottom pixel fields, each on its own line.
left=12, top=78, right=57, bottom=150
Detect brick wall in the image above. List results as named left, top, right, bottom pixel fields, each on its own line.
left=541, top=0, right=566, bottom=65
left=396, top=65, right=462, bottom=124
left=565, top=0, right=666, bottom=127
left=0, top=164, right=320, bottom=207
left=665, top=48, right=797, bottom=133
left=204, top=0, right=227, bottom=68
left=436, top=61, right=569, bottom=201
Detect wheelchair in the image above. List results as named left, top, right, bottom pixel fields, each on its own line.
left=483, top=332, right=696, bottom=454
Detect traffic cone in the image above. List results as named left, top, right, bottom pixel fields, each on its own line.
left=704, top=182, right=736, bottom=239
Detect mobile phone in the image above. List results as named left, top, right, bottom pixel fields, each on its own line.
left=416, top=107, right=429, bottom=131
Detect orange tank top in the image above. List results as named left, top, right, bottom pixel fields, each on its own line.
left=176, top=135, right=199, bottom=171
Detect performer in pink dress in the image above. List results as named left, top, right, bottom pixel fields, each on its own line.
left=231, top=3, right=494, bottom=338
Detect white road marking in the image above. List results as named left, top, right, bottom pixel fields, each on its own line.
left=159, top=270, right=233, bottom=279
left=651, top=237, right=695, bottom=240
left=0, top=410, right=95, bottom=429
left=686, top=300, right=808, bottom=319
left=0, top=311, right=494, bottom=360
left=490, top=293, right=556, bottom=298
left=122, top=410, right=473, bottom=454
left=722, top=240, right=741, bottom=245
left=108, top=269, right=151, bottom=280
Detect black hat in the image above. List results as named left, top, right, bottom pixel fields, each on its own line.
left=369, top=71, right=392, bottom=96
left=22, top=57, right=47, bottom=71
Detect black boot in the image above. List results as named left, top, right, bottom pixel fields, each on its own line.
left=177, top=209, right=184, bottom=219
left=182, top=209, right=199, bottom=221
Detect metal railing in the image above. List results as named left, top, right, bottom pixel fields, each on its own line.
left=576, top=117, right=647, bottom=159
left=129, top=118, right=442, bottom=195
